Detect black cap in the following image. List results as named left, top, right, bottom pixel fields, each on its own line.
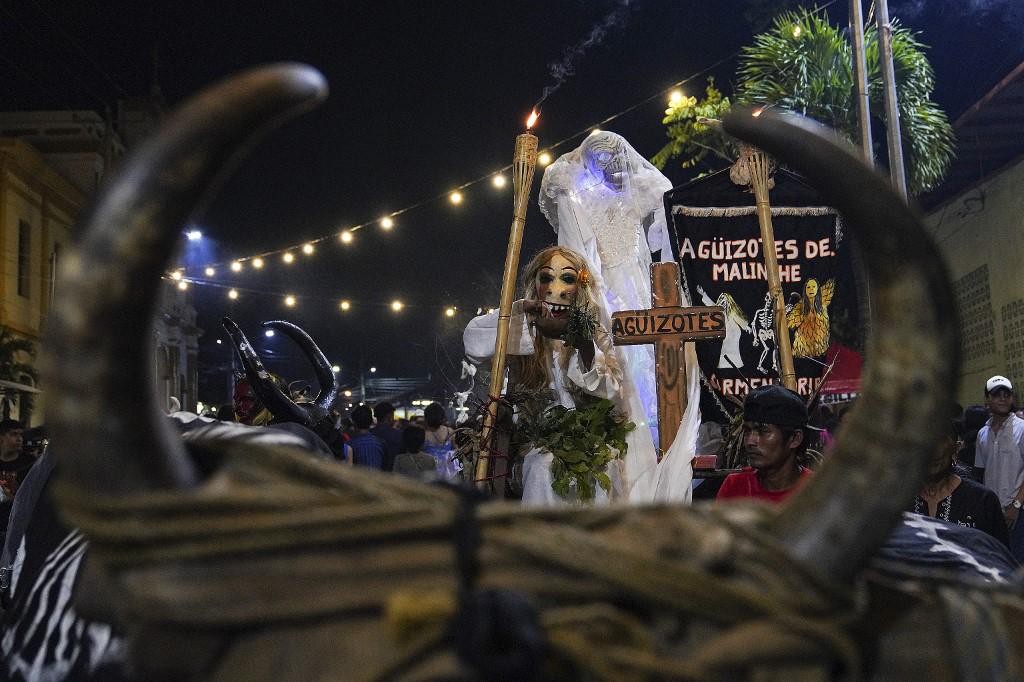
left=743, top=385, right=808, bottom=427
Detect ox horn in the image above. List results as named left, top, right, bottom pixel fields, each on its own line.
left=262, top=320, right=340, bottom=411
left=722, top=108, right=959, bottom=582
left=44, top=65, right=328, bottom=494
left=221, top=316, right=310, bottom=426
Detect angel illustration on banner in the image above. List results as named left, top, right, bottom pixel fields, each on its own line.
left=788, top=278, right=835, bottom=357
left=698, top=285, right=751, bottom=369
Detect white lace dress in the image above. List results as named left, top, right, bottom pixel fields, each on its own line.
left=539, top=134, right=677, bottom=448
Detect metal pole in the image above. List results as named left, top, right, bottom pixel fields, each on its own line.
left=849, top=0, right=873, bottom=164
left=875, top=0, right=908, bottom=199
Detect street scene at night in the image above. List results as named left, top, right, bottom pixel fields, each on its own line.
left=1, top=0, right=1023, bottom=678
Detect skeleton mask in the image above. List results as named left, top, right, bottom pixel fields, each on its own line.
left=535, top=252, right=580, bottom=317
left=583, top=132, right=628, bottom=191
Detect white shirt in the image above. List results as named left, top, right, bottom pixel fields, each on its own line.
left=979, top=413, right=1024, bottom=507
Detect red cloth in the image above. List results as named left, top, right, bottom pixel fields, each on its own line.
left=716, top=467, right=812, bottom=503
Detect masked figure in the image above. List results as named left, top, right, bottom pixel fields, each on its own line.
left=539, top=132, right=677, bottom=445
left=465, top=246, right=697, bottom=505
left=223, top=317, right=344, bottom=453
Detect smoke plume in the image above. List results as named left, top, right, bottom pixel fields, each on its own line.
left=535, top=0, right=638, bottom=108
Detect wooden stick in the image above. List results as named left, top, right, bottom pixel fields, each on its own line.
left=744, top=144, right=798, bottom=391
left=475, top=132, right=539, bottom=486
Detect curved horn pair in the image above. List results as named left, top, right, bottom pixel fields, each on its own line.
left=222, top=316, right=307, bottom=425
left=45, top=64, right=957, bottom=586
left=44, top=64, right=327, bottom=494
left=222, top=317, right=338, bottom=427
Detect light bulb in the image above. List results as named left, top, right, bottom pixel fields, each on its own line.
left=252, top=257, right=264, bottom=269
left=228, top=289, right=239, bottom=300
left=492, top=175, right=506, bottom=188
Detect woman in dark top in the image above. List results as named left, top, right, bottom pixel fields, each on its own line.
left=913, top=420, right=1009, bottom=547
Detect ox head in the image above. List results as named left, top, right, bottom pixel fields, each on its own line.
left=41, top=64, right=962, bottom=677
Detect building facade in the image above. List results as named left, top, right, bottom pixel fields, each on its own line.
left=923, top=62, right=1024, bottom=407
left=0, top=100, right=202, bottom=421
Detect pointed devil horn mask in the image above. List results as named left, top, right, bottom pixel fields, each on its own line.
left=222, top=316, right=339, bottom=430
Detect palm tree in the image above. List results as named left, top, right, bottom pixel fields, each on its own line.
left=0, top=327, right=39, bottom=421
left=655, top=8, right=955, bottom=194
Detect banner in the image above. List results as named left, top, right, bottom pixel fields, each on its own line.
left=664, top=168, right=863, bottom=420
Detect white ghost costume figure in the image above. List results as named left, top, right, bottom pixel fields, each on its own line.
left=464, top=246, right=697, bottom=506
left=539, top=134, right=704, bottom=502
left=539, top=132, right=676, bottom=447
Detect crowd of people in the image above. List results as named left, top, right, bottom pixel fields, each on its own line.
left=711, top=374, right=1024, bottom=565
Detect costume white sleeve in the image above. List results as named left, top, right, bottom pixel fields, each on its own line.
left=566, top=344, right=621, bottom=400
left=646, top=206, right=673, bottom=262
left=463, top=300, right=535, bottom=362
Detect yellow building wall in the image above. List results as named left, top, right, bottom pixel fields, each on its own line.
left=925, top=156, right=1024, bottom=408
left=0, top=138, right=83, bottom=424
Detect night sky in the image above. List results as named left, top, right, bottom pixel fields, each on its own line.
left=2, top=0, right=1021, bottom=404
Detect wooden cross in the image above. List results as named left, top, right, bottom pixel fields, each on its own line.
left=611, top=261, right=725, bottom=453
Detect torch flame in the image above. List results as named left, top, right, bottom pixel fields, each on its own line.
left=526, top=109, right=540, bottom=129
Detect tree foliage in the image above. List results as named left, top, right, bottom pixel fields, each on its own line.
left=655, top=8, right=955, bottom=194
left=0, top=327, right=38, bottom=418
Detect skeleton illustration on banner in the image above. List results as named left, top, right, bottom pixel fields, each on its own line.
left=539, top=132, right=676, bottom=445
left=751, top=291, right=778, bottom=374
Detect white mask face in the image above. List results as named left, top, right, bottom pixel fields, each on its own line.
left=535, top=253, right=579, bottom=317
left=583, top=133, right=627, bottom=191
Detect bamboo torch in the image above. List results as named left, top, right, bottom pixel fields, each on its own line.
left=740, top=138, right=798, bottom=391
left=475, top=111, right=540, bottom=486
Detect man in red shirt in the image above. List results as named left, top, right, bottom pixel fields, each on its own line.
left=717, top=385, right=812, bottom=503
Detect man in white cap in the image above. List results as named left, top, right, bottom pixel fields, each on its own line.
left=977, top=375, right=1024, bottom=560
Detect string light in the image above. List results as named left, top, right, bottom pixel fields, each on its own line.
left=228, top=289, right=239, bottom=300
left=282, top=252, right=295, bottom=264
left=194, top=51, right=749, bottom=273
left=370, top=367, right=377, bottom=373
left=668, top=90, right=684, bottom=105
left=589, top=128, right=601, bottom=136
left=344, top=389, right=353, bottom=397
left=170, top=270, right=182, bottom=281
left=339, top=300, right=351, bottom=311
left=449, top=191, right=463, bottom=205
left=284, top=295, right=296, bottom=307
left=177, top=280, right=188, bottom=291
left=265, top=329, right=275, bottom=338
left=792, top=24, right=802, bottom=37
left=331, top=365, right=340, bottom=373
left=391, top=300, right=404, bottom=312
left=204, top=266, right=215, bottom=277
left=445, top=306, right=456, bottom=317
left=302, top=243, right=314, bottom=255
